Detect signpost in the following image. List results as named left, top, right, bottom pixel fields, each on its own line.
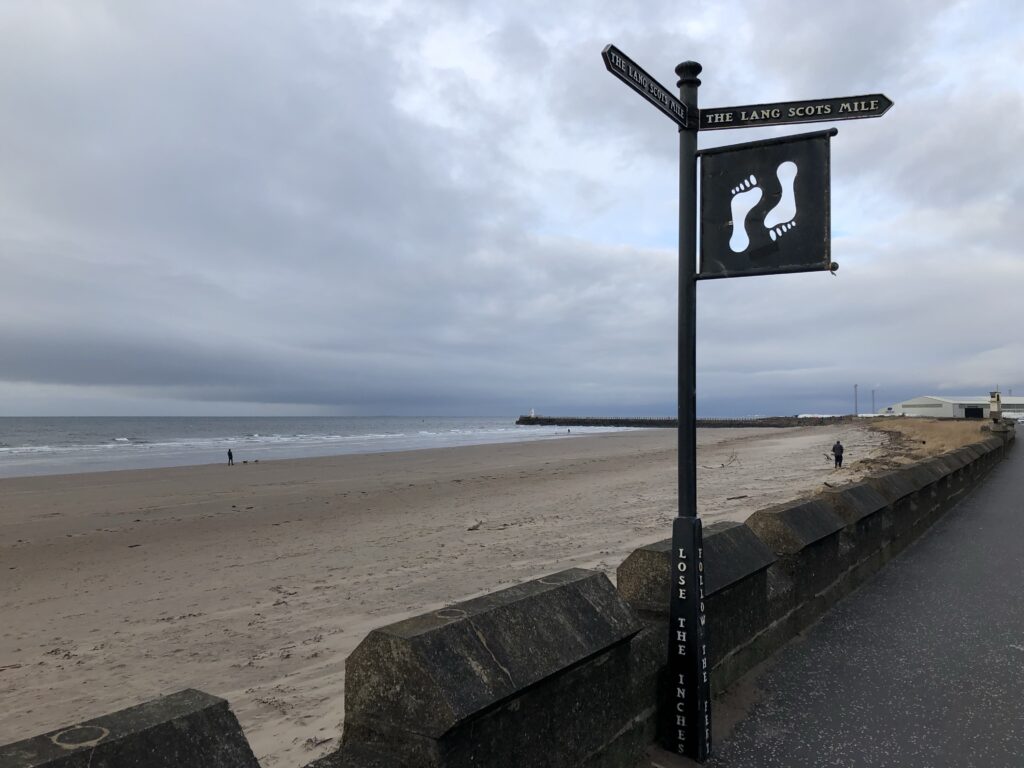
left=600, top=46, right=891, bottom=763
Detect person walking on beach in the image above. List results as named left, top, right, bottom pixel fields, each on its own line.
left=228, top=449, right=234, bottom=466
left=832, top=440, right=844, bottom=468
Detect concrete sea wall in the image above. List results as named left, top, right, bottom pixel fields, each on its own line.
left=0, top=434, right=1012, bottom=768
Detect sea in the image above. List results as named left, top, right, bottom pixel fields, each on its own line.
left=0, top=416, right=628, bottom=479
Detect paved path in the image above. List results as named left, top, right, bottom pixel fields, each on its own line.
left=654, top=442, right=1023, bottom=768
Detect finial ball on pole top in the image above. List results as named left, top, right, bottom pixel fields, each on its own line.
left=676, top=60, right=702, bottom=88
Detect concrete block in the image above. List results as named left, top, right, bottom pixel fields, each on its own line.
left=864, top=470, right=920, bottom=542
left=701, top=522, right=777, bottom=668
left=952, top=446, right=977, bottom=465
left=745, top=498, right=843, bottom=555
left=892, top=463, right=939, bottom=493
left=764, top=564, right=797, bottom=620
left=913, top=459, right=945, bottom=508
left=951, top=447, right=981, bottom=481
left=706, top=566, right=769, bottom=669
left=821, top=483, right=888, bottom=526
left=616, top=539, right=672, bottom=616
left=863, top=470, right=918, bottom=505
left=342, top=639, right=653, bottom=768
left=919, top=458, right=957, bottom=518
left=304, top=744, right=396, bottom=768
left=961, top=443, right=985, bottom=461
left=616, top=522, right=774, bottom=617
left=341, top=568, right=643, bottom=768
left=747, top=499, right=845, bottom=603
left=0, top=689, right=258, bottom=768
left=437, top=642, right=647, bottom=768
left=914, top=458, right=948, bottom=485
left=703, top=521, right=777, bottom=595
left=980, top=437, right=1003, bottom=453
left=616, top=523, right=776, bottom=701
left=934, top=450, right=967, bottom=473
left=822, top=483, right=892, bottom=564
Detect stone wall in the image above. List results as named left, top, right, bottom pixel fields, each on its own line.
left=3, top=434, right=1011, bottom=768
left=330, top=434, right=1011, bottom=766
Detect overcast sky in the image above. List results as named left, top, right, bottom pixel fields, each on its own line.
left=1, top=0, right=1021, bottom=417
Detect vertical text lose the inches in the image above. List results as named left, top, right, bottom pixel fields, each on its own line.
left=671, top=529, right=711, bottom=757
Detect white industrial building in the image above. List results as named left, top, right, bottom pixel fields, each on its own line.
left=880, top=395, right=1024, bottom=420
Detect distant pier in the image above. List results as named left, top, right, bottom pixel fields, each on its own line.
left=516, top=415, right=676, bottom=428
left=515, top=415, right=853, bottom=428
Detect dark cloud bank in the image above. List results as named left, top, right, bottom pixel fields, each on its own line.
left=1, top=1, right=1021, bottom=416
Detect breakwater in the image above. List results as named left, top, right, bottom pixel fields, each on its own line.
left=516, top=415, right=853, bottom=428
left=516, top=415, right=677, bottom=427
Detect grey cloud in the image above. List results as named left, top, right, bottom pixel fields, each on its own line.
left=1, top=0, right=1022, bottom=417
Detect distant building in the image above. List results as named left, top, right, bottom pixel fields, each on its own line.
left=880, top=395, right=1024, bottom=420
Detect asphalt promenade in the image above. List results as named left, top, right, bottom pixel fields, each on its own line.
left=653, top=440, right=1023, bottom=768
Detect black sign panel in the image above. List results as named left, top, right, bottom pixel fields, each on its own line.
left=668, top=516, right=711, bottom=760
left=699, top=129, right=834, bottom=279
left=602, top=45, right=688, bottom=128
left=699, top=94, right=892, bottom=130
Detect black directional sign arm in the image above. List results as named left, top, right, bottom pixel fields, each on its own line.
left=699, top=94, right=892, bottom=130
left=602, top=44, right=688, bottom=128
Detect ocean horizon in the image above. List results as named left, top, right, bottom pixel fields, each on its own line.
left=0, top=416, right=631, bottom=479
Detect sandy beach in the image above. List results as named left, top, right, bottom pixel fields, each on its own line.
left=0, top=420, right=981, bottom=766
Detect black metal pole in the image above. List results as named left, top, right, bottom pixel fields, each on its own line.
left=677, top=61, right=700, bottom=519
left=665, top=60, right=710, bottom=763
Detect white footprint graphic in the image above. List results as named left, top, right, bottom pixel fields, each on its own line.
left=728, top=174, right=762, bottom=253
left=769, top=221, right=797, bottom=241
left=763, top=161, right=797, bottom=230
